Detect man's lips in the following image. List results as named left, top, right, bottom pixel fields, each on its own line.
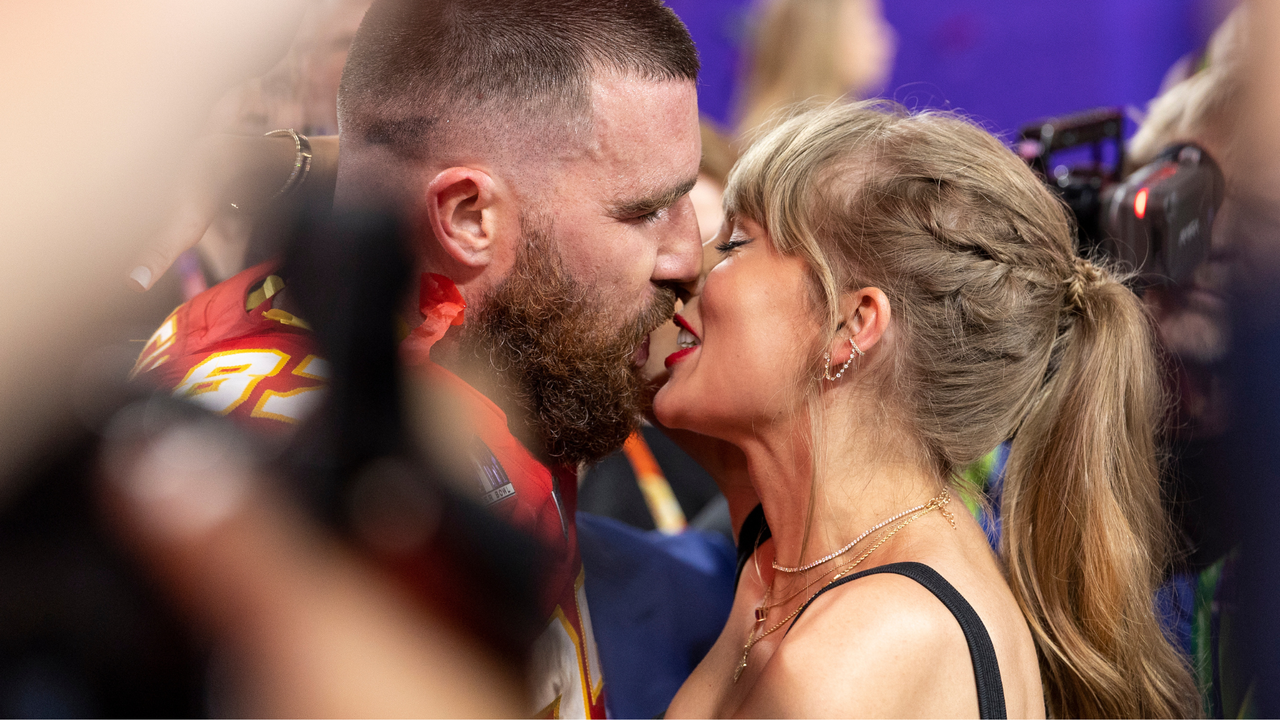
left=633, top=334, right=650, bottom=368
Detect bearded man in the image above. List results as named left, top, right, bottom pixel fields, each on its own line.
left=131, top=1, right=704, bottom=716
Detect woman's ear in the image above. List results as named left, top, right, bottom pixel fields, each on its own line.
left=425, top=167, right=500, bottom=268
left=827, top=287, right=891, bottom=365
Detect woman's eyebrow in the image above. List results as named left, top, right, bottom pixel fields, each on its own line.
left=610, top=176, right=698, bottom=217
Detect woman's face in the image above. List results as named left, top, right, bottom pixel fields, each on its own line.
left=653, top=218, right=820, bottom=439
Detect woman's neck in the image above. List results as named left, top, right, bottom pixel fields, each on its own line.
left=735, top=402, right=941, bottom=575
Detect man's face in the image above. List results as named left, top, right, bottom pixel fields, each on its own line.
left=544, top=75, right=703, bottom=361
left=464, top=75, right=702, bottom=463
left=464, top=217, right=679, bottom=464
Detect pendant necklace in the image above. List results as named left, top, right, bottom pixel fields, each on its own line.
left=733, top=487, right=954, bottom=683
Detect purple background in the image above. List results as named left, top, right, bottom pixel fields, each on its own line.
left=666, top=0, right=1234, bottom=139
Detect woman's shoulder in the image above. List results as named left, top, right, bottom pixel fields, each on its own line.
left=745, top=566, right=981, bottom=717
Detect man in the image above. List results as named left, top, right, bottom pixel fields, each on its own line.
left=132, top=1, right=704, bottom=717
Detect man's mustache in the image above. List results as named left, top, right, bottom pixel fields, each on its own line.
left=632, top=285, right=679, bottom=344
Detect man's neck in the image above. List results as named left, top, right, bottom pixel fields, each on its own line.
left=429, top=331, right=558, bottom=467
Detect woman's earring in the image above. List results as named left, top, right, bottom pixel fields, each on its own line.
left=822, top=338, right=864, bottom=381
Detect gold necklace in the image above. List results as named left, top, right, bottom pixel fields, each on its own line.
left=761, top=488, right=955, bottom=612
left=733, top=488, right=954, bottom=683
left=771, top=499, right=932, bottom=573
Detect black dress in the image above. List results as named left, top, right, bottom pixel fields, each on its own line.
left=734, top=507, right=1007, bottom=719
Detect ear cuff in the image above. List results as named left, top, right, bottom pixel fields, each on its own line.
left=822, top=337, right=864, bottom=381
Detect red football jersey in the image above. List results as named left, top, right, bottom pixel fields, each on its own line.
left=132, top=263, right=606, bottom=719
left=131, top=262, right=325, bottom=433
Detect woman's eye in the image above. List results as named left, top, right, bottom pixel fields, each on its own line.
left=715, top=238, right=749, bottom=254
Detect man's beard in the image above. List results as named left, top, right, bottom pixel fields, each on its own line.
left=458, top=215, right=676, bottom=464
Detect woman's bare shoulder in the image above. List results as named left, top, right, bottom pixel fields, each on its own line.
left=739, top=571, right=980, bottom=718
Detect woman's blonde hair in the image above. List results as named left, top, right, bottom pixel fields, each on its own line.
left=725, top=101, right=1200, bottom=718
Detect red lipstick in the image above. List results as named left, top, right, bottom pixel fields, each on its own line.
left=672, top=313, right=700, bottom=338
left=665, top=312, right=701, bottom=369
left=664, top=346, right=697, bottom=368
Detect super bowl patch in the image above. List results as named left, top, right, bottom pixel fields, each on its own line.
left=472, top=438, right=516, bottom=506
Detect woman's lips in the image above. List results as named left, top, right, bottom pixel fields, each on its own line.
left=664, top=345, right=697, bottom=368
left=666, top=312, right=701, bottom=368
left=672, top=313, right=700, bottom=339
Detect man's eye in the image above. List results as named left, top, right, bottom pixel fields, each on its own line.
left=632, top=207, right=667, bottom=225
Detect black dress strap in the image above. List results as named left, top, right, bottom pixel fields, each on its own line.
left=787, top=561, right=1007, bottom=719
left=734, top=504, right=771, bottom=589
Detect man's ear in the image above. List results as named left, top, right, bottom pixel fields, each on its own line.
left=827, top=287, right=891, bottom=364
left=425, top=167, right=500, bottom=268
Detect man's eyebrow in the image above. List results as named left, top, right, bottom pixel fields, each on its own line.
left=611, top=176, right=698, bottom=217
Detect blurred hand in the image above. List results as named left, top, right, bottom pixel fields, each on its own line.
left=101, top=417, right=521, bottom=718
left=126, top=134, right=338, bottom=291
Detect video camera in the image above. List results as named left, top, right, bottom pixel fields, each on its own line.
left=1018, top=108, right=1225, bottom=287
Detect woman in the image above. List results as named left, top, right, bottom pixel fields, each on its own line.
left=656, top=101, right=1200, bottom=718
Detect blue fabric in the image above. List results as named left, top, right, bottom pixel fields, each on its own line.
left=979, top=441, right=1195, bottom=658
left=1155, top=571, right=1197, bottom=659
left=577, top=512, right=736, bottom=720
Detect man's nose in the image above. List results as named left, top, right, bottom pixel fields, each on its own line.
left=653, top=195, right=702, bottom=294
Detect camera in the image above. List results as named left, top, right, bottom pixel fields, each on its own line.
left=1018, top=108, right=1225, bottom=287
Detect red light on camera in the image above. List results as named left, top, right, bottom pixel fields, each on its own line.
left=1134, top=188, right=1149, bottom=219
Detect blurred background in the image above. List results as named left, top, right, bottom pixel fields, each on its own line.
left=674, top=0, right=1237, bottom=137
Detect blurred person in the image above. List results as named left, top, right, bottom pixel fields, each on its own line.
left=1213, top=1, right=1280, bottom=715
left=655, top=101, right=1200, bottom=718
left=193, top=0, right=373, bottom=288
left=0, top=1, right=519, bottom=716
left=130, top=1, right=704, bottom=716
left=0, top=0, right=312, bottom=473
left=736, top=0, right=896, bottom=137
left=1115, top=12, right=1249, bottom=715
left=208, top=0, right=373, bottom=137
left=101, top=414, right=523, bottom=718
left=691, top=121, right=737, bottom=244
left=1129, top=7, right=1243, bottom=386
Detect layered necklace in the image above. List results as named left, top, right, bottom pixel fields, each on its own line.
left=733, top=487, right=955, bottom=683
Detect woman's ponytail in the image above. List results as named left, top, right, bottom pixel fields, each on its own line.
left=1002, top=261, right=1200, bottom=718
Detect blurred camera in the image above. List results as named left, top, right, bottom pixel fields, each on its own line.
left=1103, top=143, right=1225, bottom=286
left=1019, top=108, right=1225, bottom=287
left=1019, top=107, right=1127, bottom=250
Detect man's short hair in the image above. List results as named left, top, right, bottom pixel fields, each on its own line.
left=338, top=0, right=699, bottom=160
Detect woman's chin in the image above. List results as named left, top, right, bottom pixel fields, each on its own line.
left=652, top=383, right=696, bottom=431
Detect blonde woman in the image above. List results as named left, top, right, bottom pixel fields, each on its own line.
left=737, top=0, right=895, bottom=136
left=657, top=102, right=1200, bottom=717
